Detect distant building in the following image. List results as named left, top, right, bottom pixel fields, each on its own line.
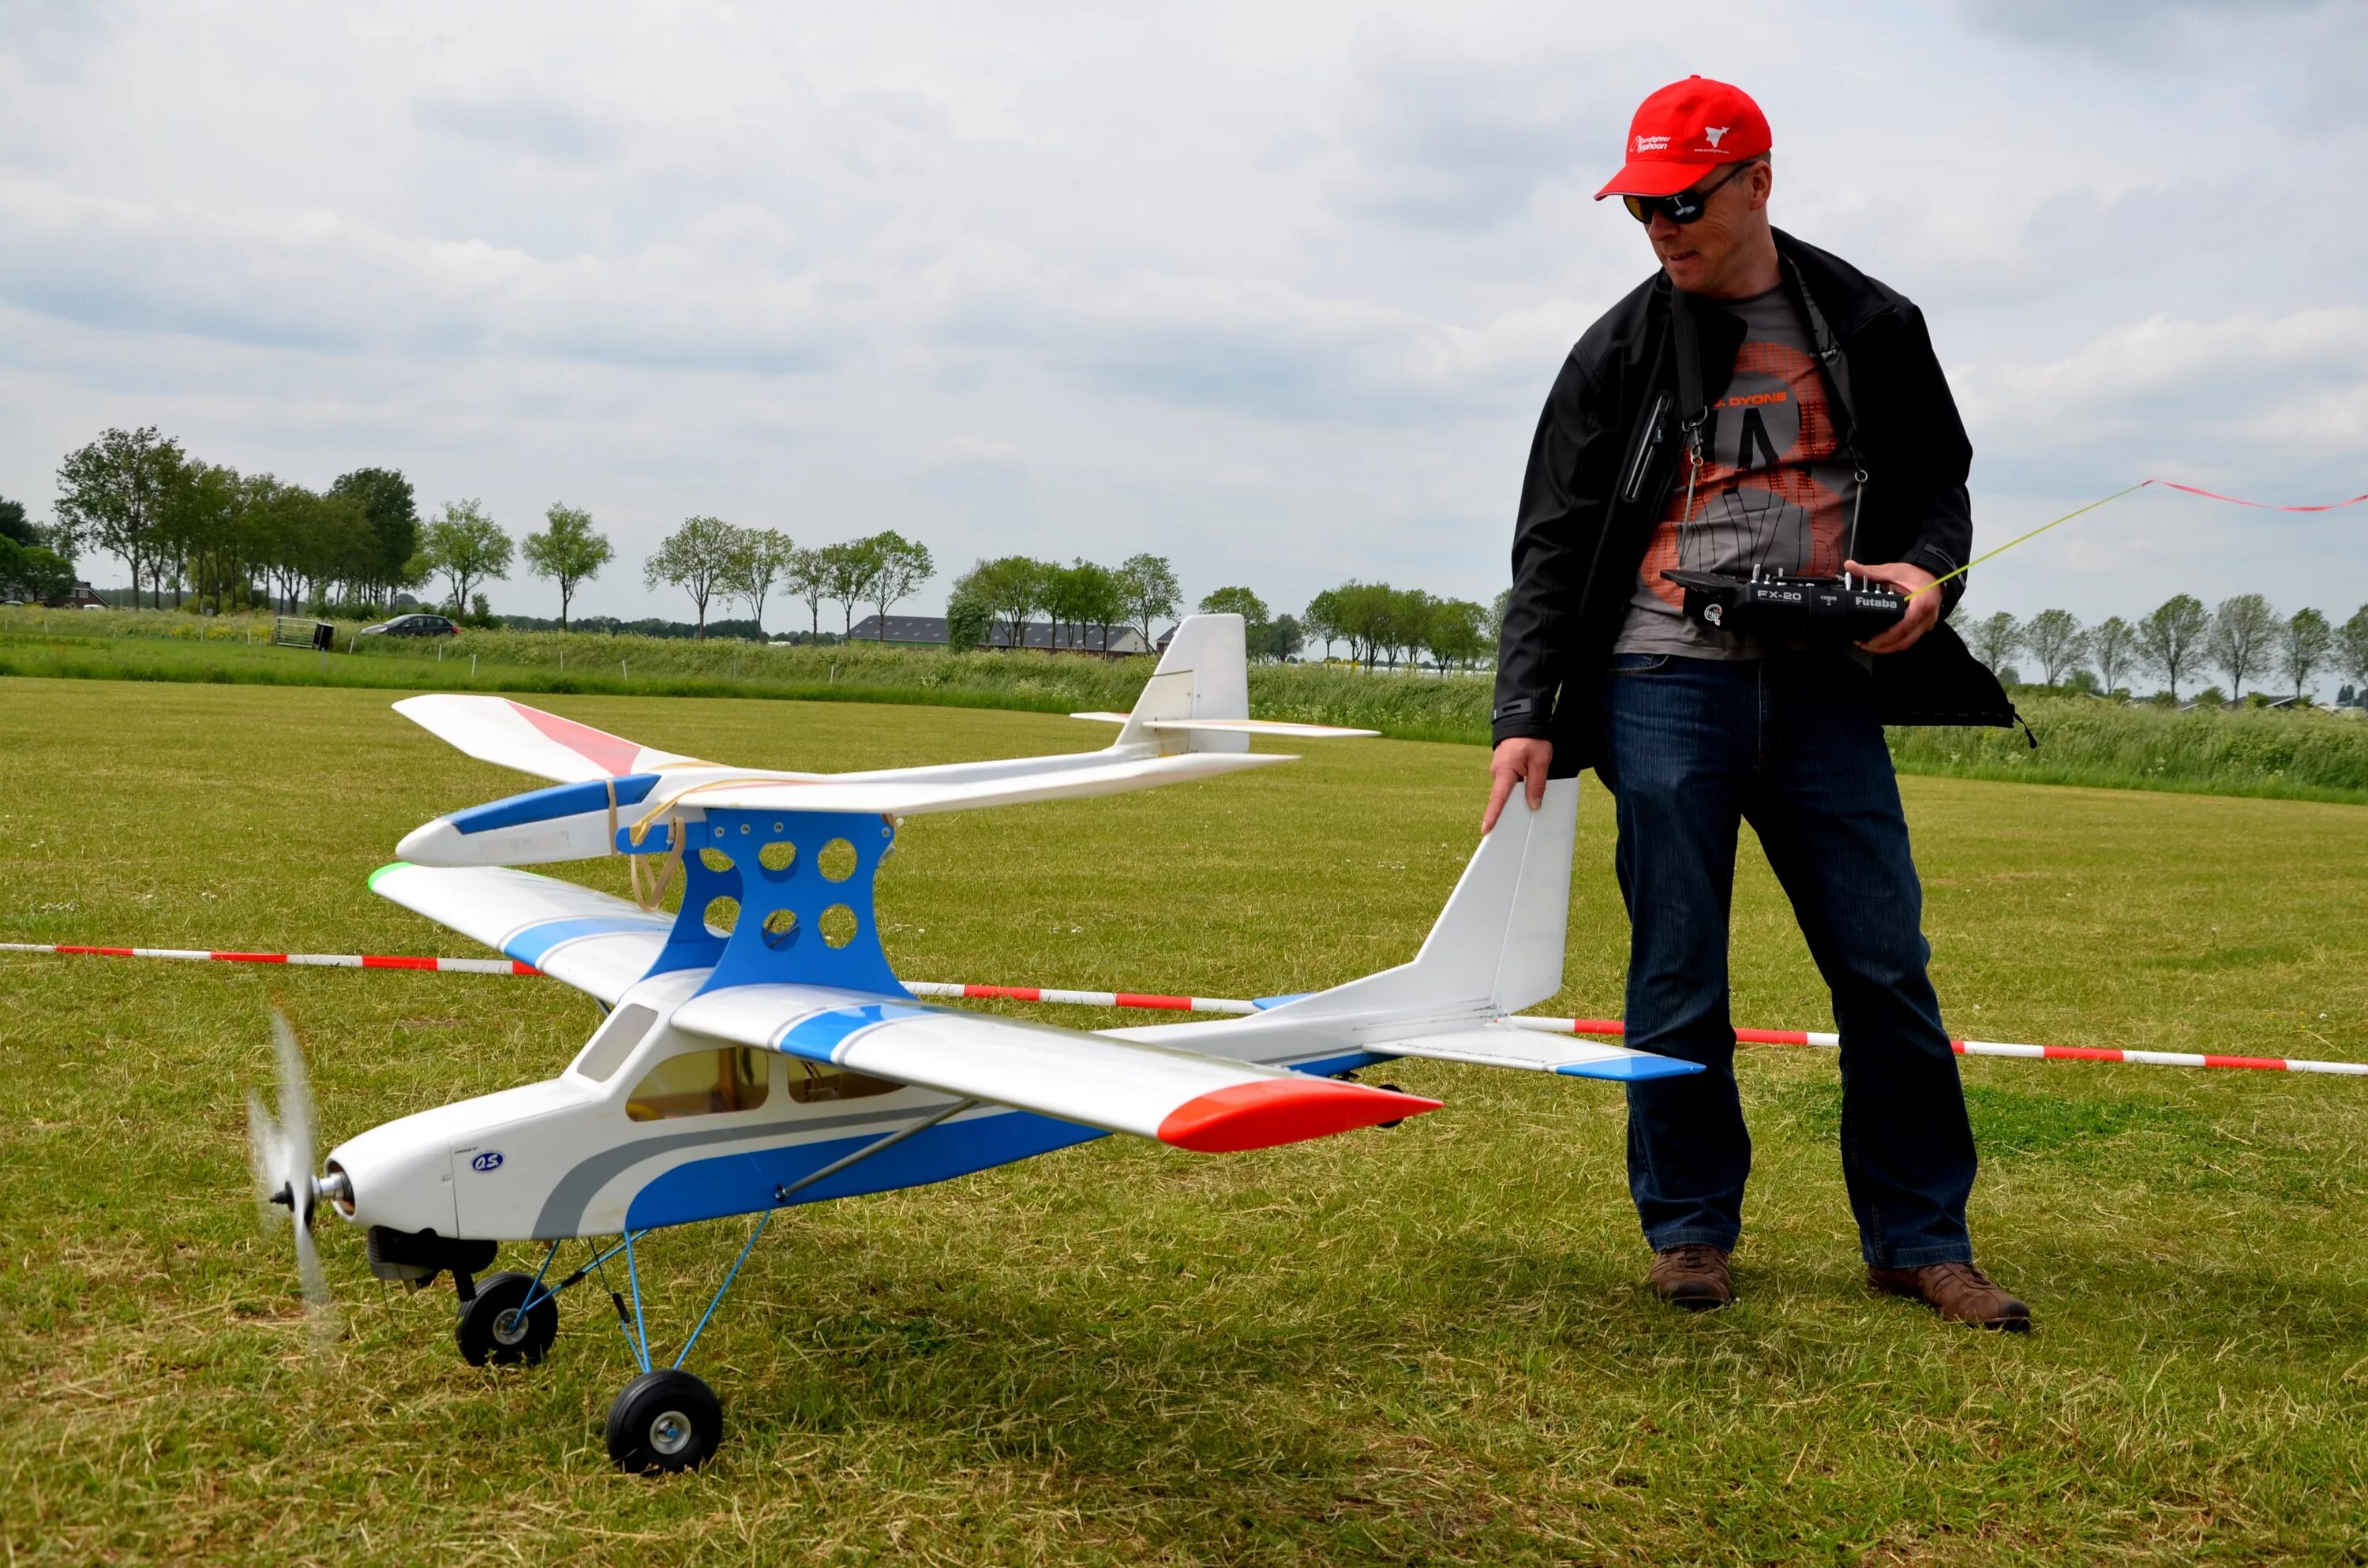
left=848, top=615, right=1148, bottom=656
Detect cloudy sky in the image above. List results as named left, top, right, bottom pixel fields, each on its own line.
left=3, top=0, right=2363, bottom=633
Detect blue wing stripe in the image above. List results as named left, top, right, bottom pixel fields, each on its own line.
left=504, top=915, right=672, bottom=967
left=774, top=1002, right=935, bottom=1063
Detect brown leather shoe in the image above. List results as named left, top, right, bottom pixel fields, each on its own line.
left=1868, top=1260, right=2031, bottom=1331
left=1649, top=1244, right=1733, bottom=1312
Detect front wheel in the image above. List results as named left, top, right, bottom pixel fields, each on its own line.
left=606, top=1368, right=722, bottom=1473
left=456, top=1271, right=558, bottom=1367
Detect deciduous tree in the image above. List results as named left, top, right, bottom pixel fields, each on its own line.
left=1197, top=586, right=1270, bottom=651
left=0, top=495, right=37, bottom=548
left=862, top=531, right=934, bottom=641
left=2205, top=593, right=2278, bottom=700
left=1423, top=598, right=1489, bottom=672
left=1303, top=589, right=1343, bottom=662
left=721, top=526, right=796, bottom=634
left=2022, top=608, right=2088, bottom=687
left=54, top=426, right=185, bottom=608
left=1117, top=553, right=1180, bottom=650
left=2137, top=594, right=2210, bottom=699
left=522, top=503, right=614, bottom=631
left=415, top=500, right=513, bottom=619
left=2337, top=604, right=2368, bottom=697
left=785, top=546, right=831, bottom=639
left=330, top=468, right=419, bottom=610
left=821, top=538, right=882, bottom=638
left=642, top=515, right=736, bottom=638
left=954, top=556, right=1052, bottom=649
left=1969, top=611, right=2021, bottom=676
left=1258, top=613, right=1306, bottom=663
left=2089, top=616, right=2136, bottom=695
left=2277, top=607, right=2332, bottom=701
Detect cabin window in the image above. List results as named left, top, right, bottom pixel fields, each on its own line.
left=570, top=1004, right=659, bottom=1084
left=788, top=1060, right=902, bottom=1104
left=626, top=1046, right=773, bottom=1121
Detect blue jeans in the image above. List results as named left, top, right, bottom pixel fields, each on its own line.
left=1594, top=650, right=1977, bottom=1268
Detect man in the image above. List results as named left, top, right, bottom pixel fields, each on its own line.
left=1485, top=77, right=2029, bottom=1330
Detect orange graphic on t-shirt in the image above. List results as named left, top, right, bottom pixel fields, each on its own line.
left=1639, top=338, right=1849, bottom=608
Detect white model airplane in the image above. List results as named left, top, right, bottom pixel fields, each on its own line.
left=247, top=614, right=1698, bottom=1473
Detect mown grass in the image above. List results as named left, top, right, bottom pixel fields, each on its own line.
left=4, top=675, right=2367, bottom=1563
left=9, top=604, right=2368, bottom=805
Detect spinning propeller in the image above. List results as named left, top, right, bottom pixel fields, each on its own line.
left=245, top=1009, right=347, bottom=1338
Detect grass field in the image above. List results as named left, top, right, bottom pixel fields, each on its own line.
left=5, top=675, right=2368, bottom=1564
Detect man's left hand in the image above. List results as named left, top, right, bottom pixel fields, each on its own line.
left=1844, top=559, right=1941, bottom=654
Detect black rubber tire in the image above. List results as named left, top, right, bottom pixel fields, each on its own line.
left=605, top=1368, right=723, bottom=1473
left=455, top=1270, right=558, bottom=1367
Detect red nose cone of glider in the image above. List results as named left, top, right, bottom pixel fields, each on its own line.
left=1156, top=1077, right=1441, bottom=1152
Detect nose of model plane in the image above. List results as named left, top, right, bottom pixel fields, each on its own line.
left=395, top=816, right=468, bottom=866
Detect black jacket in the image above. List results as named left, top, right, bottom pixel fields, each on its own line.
left=1489, top=228, right=2017, bottom=766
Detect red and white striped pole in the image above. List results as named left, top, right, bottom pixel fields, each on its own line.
left=0, top=942, right=536, bottom=975
left=9, top=945, right=2362, bottom=1077
left=1492, top=1013, right=2368, bottom=1077
left=901, top=980, right=1258, bottom=1014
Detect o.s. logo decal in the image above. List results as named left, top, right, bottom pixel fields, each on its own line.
left=470, top=1151, right=505, bottom=1173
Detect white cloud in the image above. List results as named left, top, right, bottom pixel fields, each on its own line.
left=1, top=0, right=2363, bottom=632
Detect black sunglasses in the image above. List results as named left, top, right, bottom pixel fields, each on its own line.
left=1622, top=160, right=1753, bottom=225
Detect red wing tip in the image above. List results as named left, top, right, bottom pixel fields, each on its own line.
left=1156, top=1078, right=1441, bottom=1154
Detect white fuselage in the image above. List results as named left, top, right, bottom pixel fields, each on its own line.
left=324, top=969, right=1394, bottom=1243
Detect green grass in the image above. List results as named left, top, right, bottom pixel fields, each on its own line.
left=5, top=681, right=2368, bottom=1563
left=11, top=604, right=2368, bottom=805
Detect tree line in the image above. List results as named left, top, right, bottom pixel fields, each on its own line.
left=21, top=426, right=423, bottom=613
left=6, top=425, right=944, bottom=639
left=945, top=555, right=1182, bottom=654
left=1964, top=596, right=2368, bottom=705
left=1301, top=582, right=1495, bottom=672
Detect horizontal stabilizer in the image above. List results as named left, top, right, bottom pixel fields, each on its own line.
left=395, top=695, right=707, bottom=784
left=1381, top=1025, right=1703, bottom=1082
left=1143, top=718, right=1378, bottom=739
left=673, top=984, right=1438, bottom=1150
left=1070, top=713, right=1378, bottom=739
left=368, top=863, right=670, bottom=1005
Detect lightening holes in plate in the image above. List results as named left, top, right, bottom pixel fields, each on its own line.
left=818, top=838, right=857, bottom=883
left=757, top=840, right=796, bottom=877
left=698, top=848, right=735, bottom=874
left=759, top=908, right=797, bottom=950
left=703, top=896, right=738, bottom=937
left=819, top=904, right=857, bottom=948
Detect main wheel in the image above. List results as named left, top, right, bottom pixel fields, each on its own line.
left=455, top=1271, right=558, bottom=1367
left=606, top=1368, right=722, bottom=1473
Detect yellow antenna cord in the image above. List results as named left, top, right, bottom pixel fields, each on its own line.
left=1905, top=481, right=2150, bottom=601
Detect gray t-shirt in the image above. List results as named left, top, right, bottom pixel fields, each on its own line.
left=1614, top=283, right=1861, bottom=659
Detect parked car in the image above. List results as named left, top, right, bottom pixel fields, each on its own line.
left=360, top=613, right=459, bottom=637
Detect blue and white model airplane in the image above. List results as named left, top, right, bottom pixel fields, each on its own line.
left=245, top=615, right=1699, bottom=1472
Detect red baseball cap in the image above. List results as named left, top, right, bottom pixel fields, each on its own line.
left=1594, top=76, right=1772, bottom=200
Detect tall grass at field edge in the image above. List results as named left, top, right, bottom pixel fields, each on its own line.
left=6, top=605, right=2366, bottom=802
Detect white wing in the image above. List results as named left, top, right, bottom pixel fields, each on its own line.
left=393, top=695, right=711, bottom=783
left=671, top=984, right=1436, bottom=1150
left=368, top=863, right=672, bottom=1005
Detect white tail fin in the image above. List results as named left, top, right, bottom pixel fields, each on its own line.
left=1272, top=777, right=1580, bottom=1024
left=1115, top=613, right=1253, bottom=754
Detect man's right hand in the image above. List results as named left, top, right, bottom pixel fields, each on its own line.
left=1483, top=737, right=1553, bottom=832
